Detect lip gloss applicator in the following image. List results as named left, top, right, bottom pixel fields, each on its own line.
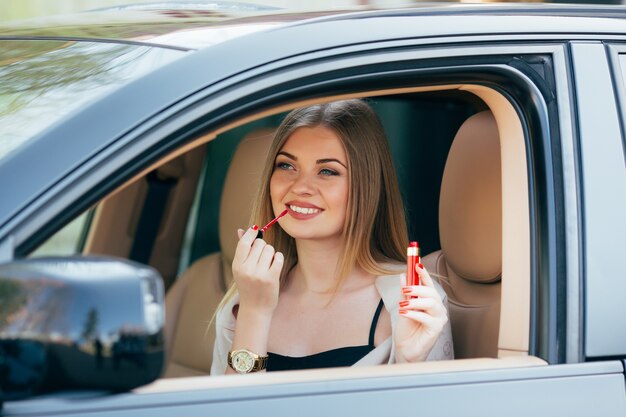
left=406, top=241, right=420, bottom=297
left=256, top=209, right=288, bottom=239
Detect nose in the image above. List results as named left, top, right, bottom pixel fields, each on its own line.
left=290, top=171, right=316, bottom=196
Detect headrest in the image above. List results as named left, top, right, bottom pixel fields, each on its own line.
left=219, top=128, right=274, bottom=287
left=439, top=111, right=502, bottom=283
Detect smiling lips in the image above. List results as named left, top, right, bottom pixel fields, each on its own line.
left=287, top=203, right=322, bottom=218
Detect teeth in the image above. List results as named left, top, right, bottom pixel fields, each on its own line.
left=289, top=205, right=320, bottom=215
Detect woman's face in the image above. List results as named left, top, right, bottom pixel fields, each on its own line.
left=270, top=126, right=349, bottom=242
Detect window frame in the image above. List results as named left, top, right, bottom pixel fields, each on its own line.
left=9, top=41, right=571, bottom=366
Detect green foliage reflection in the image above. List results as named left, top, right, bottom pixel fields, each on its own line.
left=0, top=280, right=26, bottom=327
left=0, top=39, right=181, bottom=158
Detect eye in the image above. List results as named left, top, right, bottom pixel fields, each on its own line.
left=319, top=168, right=339, bottom=176
left=275, top=161, right=294, bottom=171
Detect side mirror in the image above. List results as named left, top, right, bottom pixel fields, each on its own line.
left=0, top=256, right=165, bottom=401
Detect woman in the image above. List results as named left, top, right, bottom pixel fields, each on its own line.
left=211, top=99, right=453, bottom=374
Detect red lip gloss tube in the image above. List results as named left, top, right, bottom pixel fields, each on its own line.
left=406, top=241, right=420, bottom=289
left=256, top=209, right=288, bottom=239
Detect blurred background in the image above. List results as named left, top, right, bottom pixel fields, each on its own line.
left=2, top=0, right=624, bottom=22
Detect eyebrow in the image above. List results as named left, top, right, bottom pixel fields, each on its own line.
left=277, top=151, right=347, bottom=169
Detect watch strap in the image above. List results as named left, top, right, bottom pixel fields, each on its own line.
left=252, top=354, right=268, bottom=371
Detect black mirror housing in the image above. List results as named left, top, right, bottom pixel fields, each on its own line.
left=0, top=256, right=165, bottom=401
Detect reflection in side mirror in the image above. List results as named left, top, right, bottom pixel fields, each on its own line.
left=0, top=256, right=165, bottom=401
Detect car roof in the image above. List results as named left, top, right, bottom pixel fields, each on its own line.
left=2, top=2, right=626, bottom=50
left=0, top=3, right=354, bottom=50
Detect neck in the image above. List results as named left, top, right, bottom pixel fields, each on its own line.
left=289, top=237, right=371, bottom=295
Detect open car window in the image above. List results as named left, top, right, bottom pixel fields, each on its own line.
left=30, top=81, right=538, bottom=382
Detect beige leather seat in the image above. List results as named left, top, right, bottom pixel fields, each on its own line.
left=422, top=110, right=502, bottom=359
left=163, top=129, right=274, bottom=377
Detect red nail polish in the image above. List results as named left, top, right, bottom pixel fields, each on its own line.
left=399, top=300, right=409, bottom=308
left=402, top=287, right=412, bottom=294
left=252, top=225, right=258, bottom=231
left=399, top=309, right=408, bottom=315
left=418, top=263, right=424, bottom=269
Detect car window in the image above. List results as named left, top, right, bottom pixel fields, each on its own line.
left=28, top=210, right=92, bottom=257
left=0, top=40, right=183, bottom=161
left=177, top=162, right=206, bottom=276
left=25, top=87, right=533, bottom=379
left=20, top=45, right=547, bottom=380
left=156, top=85, right=535, bottom=376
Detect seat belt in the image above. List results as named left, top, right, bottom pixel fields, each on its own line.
left=129, top=170, right=177, bottom=264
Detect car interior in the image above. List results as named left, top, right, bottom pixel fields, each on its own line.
left=30, top=83, right=546, bottom=388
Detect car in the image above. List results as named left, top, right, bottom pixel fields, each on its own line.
left=0, top=2, right=625, bottom=415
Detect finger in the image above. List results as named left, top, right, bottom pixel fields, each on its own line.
left=241, top=225, right=259, bottom=244
left=238, top=225, right=260, bottom=249
left=398, top=309, right=435, bottom=327
left=232, top=225, right=259, bottom=266
left=416, top=263, right=435, bottom=288
left=399, top=298, right=448, bottom=319
left=399, top=297, right=445, bottom=316
left=402, top=285, right=442, bottom=301
left=269, top=251, right=284, bottom=275
left=246, top=238, right=267, bottom=264
left=257, top=244, right=275, bottom=270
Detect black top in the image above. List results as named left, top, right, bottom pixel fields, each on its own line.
left=267, top=299, right=385, bottom=372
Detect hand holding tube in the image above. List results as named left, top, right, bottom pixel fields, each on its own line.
left=232, top=225, right=284, bottom=315
left=395, top=255, right=449, bottom=363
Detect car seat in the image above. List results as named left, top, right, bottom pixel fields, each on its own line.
left=422, top=110, right=502, bottom=359
left=163, top=128, right=274, bottom=377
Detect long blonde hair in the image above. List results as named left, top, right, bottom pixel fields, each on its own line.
left=216, top=99, right=409, bottom=314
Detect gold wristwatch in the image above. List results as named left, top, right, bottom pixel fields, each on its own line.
left=228, top=349, right=268, bottom=373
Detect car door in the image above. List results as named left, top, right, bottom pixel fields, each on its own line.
left=1, top=12, right=625, bottom=416
left=573, top=42, right=626, bottom=365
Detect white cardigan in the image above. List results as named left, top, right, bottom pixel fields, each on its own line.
left=210, top=273, right=454, bottom=375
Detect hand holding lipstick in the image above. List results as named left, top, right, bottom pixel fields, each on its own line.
left=394, top=262, right=449, bottom=363
left=232, top=225, right=284, bottom=316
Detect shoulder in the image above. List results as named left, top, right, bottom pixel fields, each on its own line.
left=375, top=273, right=403, bottom=308
left=216, top=292, right=240, bottom=331
left=373, top=262, right=403, bottom=301
left=211, top=292, right=240, bottom=375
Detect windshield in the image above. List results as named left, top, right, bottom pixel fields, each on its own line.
left=0, top=39, right=184, bottom=161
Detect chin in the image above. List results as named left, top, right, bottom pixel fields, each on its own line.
left=283, top=228, right=343, bottom=242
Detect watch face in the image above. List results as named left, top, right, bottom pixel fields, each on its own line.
left=232, top=350, right=254, bottom=373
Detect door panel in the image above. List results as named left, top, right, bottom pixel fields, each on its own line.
left=571, top=42, right=626, bottom=358
left=3, top=362, right=625, bottom=416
